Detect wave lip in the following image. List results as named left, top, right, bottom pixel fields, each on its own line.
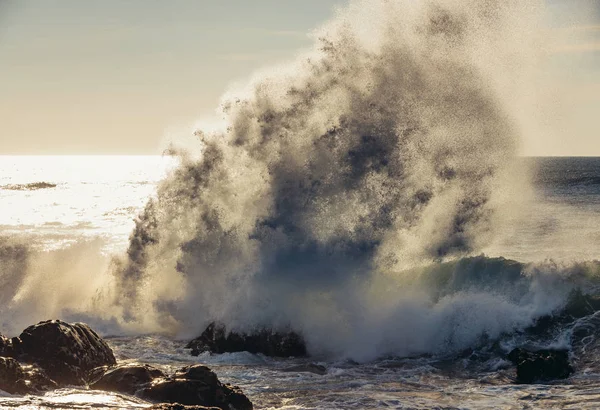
left=1, top=182, right=57, bottom=191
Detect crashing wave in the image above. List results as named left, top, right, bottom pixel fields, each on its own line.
left=106, top=0, right=542, bottom=357
left=2, top=0, right=586, bottom=363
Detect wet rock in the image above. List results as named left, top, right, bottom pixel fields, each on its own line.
left=0, top=335, right=19, bottom=358
left=0, top=321, right=253, bottom=409
left=88, top=363, right=252, bottom=410
left=89, top=363, right=166, bottom=395
left=139, top=365, right=252, bottom=410
left=0, top=357, right=57, bottom=394
left=282, top=363, right=327, bottom=375
left=0, top=336, right=10, bottom=357
left=508, top=348, right=573, bottom=383
left=0, top=357, right=28, bottom=394
left=187, top=322, right=306, bottom=357
left=149, top=405, right=220, bottom=410
left=14, top=319, right=117, bottom=385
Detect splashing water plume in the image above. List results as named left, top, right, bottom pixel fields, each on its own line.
left=3, top=0, right=577, bottom=362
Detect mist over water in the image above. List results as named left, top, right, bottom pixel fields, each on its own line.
left=2, top=0, right=595, bottom=363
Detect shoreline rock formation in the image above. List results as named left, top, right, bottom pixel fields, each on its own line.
left=186, top=322, right=306, bottom=358
left=89, top=363, right=252, bottom=410
left=0, top=320, right=252, bottom=410
left=508, top=348, right=574, bottom=384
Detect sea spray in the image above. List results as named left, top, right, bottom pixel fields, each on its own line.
left=0, top=0, right=582, bottom=361
left=109, top=0, right=545, bottom=356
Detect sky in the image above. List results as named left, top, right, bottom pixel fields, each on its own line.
left=0, top=0, right=598, bottom=156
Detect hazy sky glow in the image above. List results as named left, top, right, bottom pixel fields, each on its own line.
left=1, top=0, right=598, bottom=155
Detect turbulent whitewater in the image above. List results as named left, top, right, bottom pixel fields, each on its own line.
left=2, top=0, right=600, bottom=408
left=110, top=0, right=540, bottom=354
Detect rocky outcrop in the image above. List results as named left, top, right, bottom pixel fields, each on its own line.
left=0, top=357, right=57, bottom=394
left=0, top=335, right=19, bottom=358
left=89, top=363, right=166, bottom=395
left=139, top=365, right=252, bottom=410
left=508, top=348, right=573, bottom=384
left=13, top=320, right=117, bottom=385
left=187, top=322, right=306, bottom=357
left=90, top=363, right=252, bottom=410
left=0, top=320, right=253, bottom=410
left=0, top=336, right=10, bottom=357
left=149, top=405, right=221, bottom=410
left=0, top=320, right=117, bottom=388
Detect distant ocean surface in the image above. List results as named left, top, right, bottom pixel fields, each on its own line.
left=0, top=156, right=177, bottom=252
left=1, top=155, right=600, bottom=409
left=2, top=156, right=599, bottom=261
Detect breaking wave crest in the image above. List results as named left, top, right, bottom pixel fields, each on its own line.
left=2, top=236, right=600, bottom=361
left=111, top=0, right=540, bottom=346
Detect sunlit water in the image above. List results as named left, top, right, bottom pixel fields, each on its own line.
left=1, top=156, right=600, bottom=409
left=0, top=156, right=177, bottom=252
left=2, top=156, right=599, bottom=261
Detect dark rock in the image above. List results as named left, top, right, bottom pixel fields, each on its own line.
left=0, top=357, right=27, bottom=394
left=87, top=364, right=111, bottom=384
left=15, top=319, right=116, bottom=385
left=149, top=405, right=220, bottom=410
left=0, top=321, right=253, bottom=409
left=508, top=348, right=573, bottom=383
left=0, top=357, right=57, bottom=394
left=282, top=363, right=327, bottom=375
left=140, top=379, right=223, bottom=407
left=89, top=363, right=166, bottom=395
left=221, top=383, right=253, bottom=410
left=87, top=363, right=252, bottom=410
left=173, top=365, right=220, bottom=385
left=187, top=322, right=306, bottom=357
left=139, top=365, right=252, bottom=410
left=0, top=335, right=18, bottom=358
left=0, top=336, right=9, bottom=357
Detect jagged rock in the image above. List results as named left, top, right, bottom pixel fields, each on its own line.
left=187, top=322, right=306, bottom=357
left=89, top=363, right=166, bottom=395
left=508, top=348, right=573, bottom=383
left=149, top=405, right=220, bottom=410
left=14, top=319, right=117, bottom=385
left=0, top=321, right=253, bottom=409
left=0, top=357, right=57, bottom=394
left=0, top=335, right=19, bottom=358
left=0, top=357, right=28, bottom=394
left=0, top=336, right=9, bottom=357
left=138, top=365, right=252, bottom=410
left=88, top=363, right=252, bottom=410
left=282, top=363, right=327, bottom=375
left=87, top=364, right=112, bottom=384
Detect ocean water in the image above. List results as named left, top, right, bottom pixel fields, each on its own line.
left=0, top=156, right=177, bottom=252
left=2, top=1, right=600, bottom=408
left=1, top=156, right=599, bottom=261
left=0, top=155, right=599, bottom=409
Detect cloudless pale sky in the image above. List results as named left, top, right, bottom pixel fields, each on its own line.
left=0, top=0, right=598, bottom=155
